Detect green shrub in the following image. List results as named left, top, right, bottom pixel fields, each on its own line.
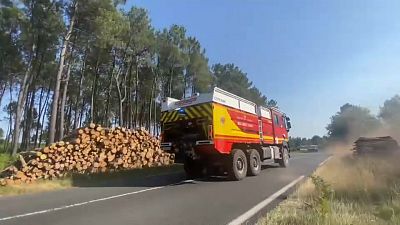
left=311, top=175, right=334, bottom=218
left=0, top=153, right=15, bottom=171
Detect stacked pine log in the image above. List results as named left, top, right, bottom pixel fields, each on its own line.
left=0, top=124, right=174, bottom=186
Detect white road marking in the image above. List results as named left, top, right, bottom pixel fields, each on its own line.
left=0, top=179, right=194, bottom=222
left=319, top=156, right=332, bottom=167
left=227, top=175, right=305, bottom=225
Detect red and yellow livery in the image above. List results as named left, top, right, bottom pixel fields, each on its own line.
left=161, top=87, right=291, bottom=180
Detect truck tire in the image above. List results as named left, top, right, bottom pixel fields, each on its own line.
left=184, top=158, right=203, bottom=179
left=228, top=149, right=248, bottom=181
left=278, top=147, right=289, bottom=168
left=247, top=149, right=261, bottom=176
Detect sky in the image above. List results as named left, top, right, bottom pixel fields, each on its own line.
left=126, top=0, right=400, bottom=137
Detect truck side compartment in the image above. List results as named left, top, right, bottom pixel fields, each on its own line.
left=212, top=103, right=261, bottom=154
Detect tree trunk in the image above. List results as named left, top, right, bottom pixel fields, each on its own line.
left=34, top=87, right=49, bottom=147
left=90, top=59, right=100, bottom=123
left=5, top=82, right=14, bottom=153
left=21, top=89, right=36, bottom=150
left=104, top=56, right=115, bottom=127
left=168, top=67, right=174, bottom=97
left=66, top=101, right=73, bottom=135
left=48, top=0, right=77, bottom=144
left=73, top=57, right=86, bottom=129
left=148, top=76, right=156, bottom=132
left=59, top=64, right=71, bottom=140
left=12, top=44, right=36, bottom=155
left=79, top=99, right=86, bottom=128
left=0, top=83, right=6, bottom=106
left=115, top=73, right=124, bottom=127
left=134, top=61, right=139, bottom=128
left=38, top=94, right=51, bottom=147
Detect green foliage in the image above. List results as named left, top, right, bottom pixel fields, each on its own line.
left=267, top=99, right=278, bottom=107
left=212, top=63, right=271, bottom=106
left=326, top=103, right=381, bottom=141
left=0, top=153, right=16, bottom=170
left=311, top=175, right=334, bottom=217
left=1, top=0, right=275, bottom=152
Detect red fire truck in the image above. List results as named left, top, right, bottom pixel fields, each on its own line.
left=160, top=87, right=291, bottom=180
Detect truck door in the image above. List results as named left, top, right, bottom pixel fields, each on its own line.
left=271, top=111, right=287, bottom=144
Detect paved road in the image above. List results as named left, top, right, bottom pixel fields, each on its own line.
left=0, top=152, right=328, bottom=225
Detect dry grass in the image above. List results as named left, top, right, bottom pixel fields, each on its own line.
left=0, top=164, right=183, bottom=197
left=260, top=153, right=400, bottom=225
left=0, top=179, right=72, bottom=196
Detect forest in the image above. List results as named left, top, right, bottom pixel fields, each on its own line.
left=0, top=0, right=275, bottom=155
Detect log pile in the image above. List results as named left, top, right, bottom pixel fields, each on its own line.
left=353, top=136, right=400, bottom=156
left=0, top=124, right=174, bottom=186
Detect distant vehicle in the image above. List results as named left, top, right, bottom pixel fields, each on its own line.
left=299, top=145, right=319, bottom=152
left=160, top=87, right=291, bottom=181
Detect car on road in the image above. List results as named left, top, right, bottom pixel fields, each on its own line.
left=299, top=145, right=319, bottom=152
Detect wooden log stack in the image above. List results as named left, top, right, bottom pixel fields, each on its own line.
left=353, top=136, right=400, bottom=156
left=0, top=124, right=174, bottom=186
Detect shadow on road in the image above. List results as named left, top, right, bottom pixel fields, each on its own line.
left=70, top=165, right=187, bottom=188
left=70, top=163, right=284, bottom=188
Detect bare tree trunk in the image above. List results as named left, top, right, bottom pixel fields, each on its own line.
left=34, top=87, right=49, bottom=147
left=38, top=95, right=50, bottom=147
left=20, top=91, right=31, bottom=150
left=21, top=89, right=36, bottom=150
left=0, top=83, right=6, bottom=106
left=126, top=63, right=133, bottom=129
left=59, top=64, right=71, bottom=140
left=139, top=100, right=146, bottom=128
left=33, top=87, right=44, bottom=147
left=90, top=60, right=100, bottom=123
left=104, top=56, right=115, bottom=127
left=148, top=76, right=156, bottom=132
left=115, top=72, right=125, bottom=127
left=66, top=103, right=73, bottom=135
left=48, top=0, right=78, bottom=144
left=73, top=60, right=85, bottom=129
left=134, top=61, right=139, bottom=127
left=5, top=82, right=14, bottom=153
left=168, top=68, right=174, bottom=97
left=12, top=44, right=36, bottom=155
left=79, top=99, right=86, bottom=127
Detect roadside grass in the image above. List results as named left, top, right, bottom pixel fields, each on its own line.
left=0, top=164, right=183, bottom=197
left=0, top=178, right=73, bottom=196
left=260, top=153, right=400, bottom=225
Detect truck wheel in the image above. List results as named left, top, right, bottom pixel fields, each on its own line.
left=228, top=149, right=248, bottom=181
left=184, top=158, right=203, bottom=179
left=247, top=149, right=261, bottom=176
left=278, top=147, right=289, bottom=168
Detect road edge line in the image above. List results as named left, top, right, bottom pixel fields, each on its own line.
left=319, top=156, right=332, bottom=167
left=227, top=175, right=305, bottom=225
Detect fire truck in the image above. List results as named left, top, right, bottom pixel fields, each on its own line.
left=160, top=87, right=292, bottom=180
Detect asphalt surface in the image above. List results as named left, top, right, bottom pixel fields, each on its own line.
left=0, top=152, right=328, bottom=225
